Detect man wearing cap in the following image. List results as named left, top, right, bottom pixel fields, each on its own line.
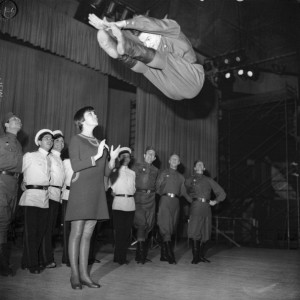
left=185, top=160, right=226, bottom=264
left=131, top=146, right=158, bottom=264
left=41, top=130, right=65, bottom=269
left=109, top=147, right=136, bottom=265
left=61, top=155, right=73, bottom=267
left=0, top=112, right=22, bottom=276
left=156, top=153, right=192, bottom=264
left=19, top=129, right=53, bottom=274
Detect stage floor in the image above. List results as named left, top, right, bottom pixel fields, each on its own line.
left=1, top=241, right=300, bottom=300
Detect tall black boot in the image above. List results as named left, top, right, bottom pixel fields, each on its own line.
left=143, top=239, right=151, bottom=263
left=167, top=241, right=176, bottom=265
left=119, top=35, right=156, bottom=65
left=135, top=241, right=141, bottom=262
left=191, top=240, right=201, bottom=264
left=0, top=243, right=14, bottom=276
left=160, top=242, right=170, bottom=262
left=118, top=54, right=138, bottom=69
left=200, top=241, right=211, bottom=263
left=135, top=241, right=146, bottom=264
left=139, top=241, right=147, bottom=264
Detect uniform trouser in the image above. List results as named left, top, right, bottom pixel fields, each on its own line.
left=0, top=177, right=18, bottom=245
left=134, top=193, right=156, bottom=241
left=61, top=199, right=70, bottom=264
left=22, top=206, right=49, bottom=269
left=112, top=210, right=134, bottom=262
left=41, top=199, right=60, bottom=265
left=188, top=202, right=212, bottom=242
left=157, top=196, right=180, bottom=242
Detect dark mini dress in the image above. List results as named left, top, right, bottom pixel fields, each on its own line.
left=65, top=134, right=110, bottom=221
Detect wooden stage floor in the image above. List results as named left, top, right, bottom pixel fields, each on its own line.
left=1, top=241, right=299, bottom=300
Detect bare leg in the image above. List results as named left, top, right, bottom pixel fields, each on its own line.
left=96, top=29, right=119, bottom=59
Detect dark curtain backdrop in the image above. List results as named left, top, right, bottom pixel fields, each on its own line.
left=0, top=0, right=143, bottom=88
left=106, top=89, right=134, bottom=148
left=0, top=40, right=108, bottom=152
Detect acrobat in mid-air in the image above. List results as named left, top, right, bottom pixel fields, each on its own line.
left=88, top=14, right=205, bottom=101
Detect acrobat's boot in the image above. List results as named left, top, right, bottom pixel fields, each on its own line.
left=118, top=54, right=138, bottom=69
left=200, top=241, right=211, bottom=263
left=167, top=241, right=176, bottom=265
left=121, top=38, right=156, bottom=64
left=0, top=243, right=14, bottom=276
left=191, top=240, right=201, bottom=264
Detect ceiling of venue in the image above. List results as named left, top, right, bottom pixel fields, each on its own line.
left=75, top=0, right=299, bottom=77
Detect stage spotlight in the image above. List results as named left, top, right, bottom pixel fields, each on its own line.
left=234, top=50, right=246, bottom=65
left=246, top=68, right=260, bottom=81
left=106, top=1, right=117, bottom=17
left=224, top=58, right=230, bottom=65
left=90, top=0, right=105, bottom=9
left=237, top=69, right=244, bottom=76
left=224, top=71, right=232, bottom=79
left=247, top=70, right=253, bottom=77
left=120, top=7, right=134, bottom=20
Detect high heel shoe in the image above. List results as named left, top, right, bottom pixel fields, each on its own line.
left=80, top=280, right=101, bottom=288
left=70, top=278, right=82, bottom=290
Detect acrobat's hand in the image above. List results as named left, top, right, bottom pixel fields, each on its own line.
left=88, top=14, right=107, bottom=30
left=102, top=17, right=127, bottom=29
left=209, top=200, right=217, bottom=206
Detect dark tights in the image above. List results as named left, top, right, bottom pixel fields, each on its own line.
left=68, top=220, right=96, bottom=284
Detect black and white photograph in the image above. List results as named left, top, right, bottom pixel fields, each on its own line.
left=0, top=0, right=299, bottom=299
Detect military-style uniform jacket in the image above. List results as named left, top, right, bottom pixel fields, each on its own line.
left=132, top=162, right=158, bottom=202
left=185, top=174, right=226, bottom=217
left=0, top=132, right=22, bottom=175
left=0, top=132, right=22, bottom=194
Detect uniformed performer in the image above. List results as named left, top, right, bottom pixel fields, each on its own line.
left=41, top=130, right=65, bottom=268
left=185, top=160, right=226, bottom=264
left=156, top=154, right=192, bottom=264
left=0, top=112, right=22, bottom=276
left=88, top=14, right=205, bottom=101
left=61, top=157, right=73, bottom=267
left=19, top=129, right=53, bottom=274
left=132, top=146, right=158, bottom=264
left=109, top=147, right=136, bottom=265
